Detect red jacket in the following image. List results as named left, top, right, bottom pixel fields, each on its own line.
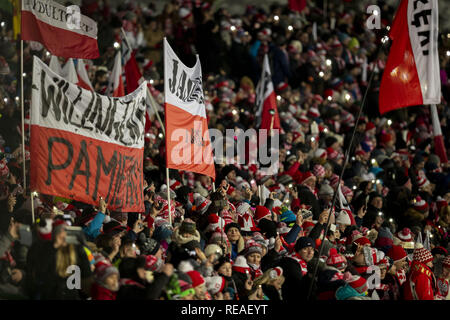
left=91, top=282, right=117, bottom=300
left=404, top=262, right=436, bottom=300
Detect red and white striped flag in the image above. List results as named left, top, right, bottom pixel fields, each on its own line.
left=21, top=0, right=99, bottom=59
left=164, top=38, right=215, bottom=180
left=76, top=59, right=93, bottom=91
left=255, top=54, right=281, bottom=131
left=379, top=0, right=441, bottom=114
left=107, top=51, right=125, bottom=97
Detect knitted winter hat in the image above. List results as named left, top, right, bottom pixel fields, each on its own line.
left=254, top=206, right=271, bottom=223
left=186, top=270, right=205, bottom=288
left=347, top=275, right=368, bottom=294
left=387, top=245, right=407, bottom=262
left=396, top=228, right=413, bottom=242
left=236, top=202, right=251, bottom=215
left=442, top=256, right=450, bottom=269
left=238, top=213, right=259, bottom=232
left=336, top=210, right=351, bottom=226
left=179, top=218, right=197, bottom=236
left=244, top=239, right=263, bottom=256
left=193, top=193, right=211, bottom=215
left=204, top=244, right=223, bottom=257
left=269, top=267, right=283, bottom=279
left=413, top=196, right=429, bottom=213
left=205, top=276, right=226, bottom=295
left=95, top=260, right=119, bottom=285
left=413, top=247, right=434, bottom=264
left=416, top=174, right=430, bottom=190
left=313, top=164, right=326, bottom=178
left=363, top=247, right=385, bottom=266
left=319, top=183, right=334, bottom=196
left=232, top=255, right=251, bottom=274
left=327, top=248, right=347, bottom=269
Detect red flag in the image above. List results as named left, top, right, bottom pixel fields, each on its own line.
left=379, top=0, right=440, bottom=115
left=107, top=51, right=125, bottom=97
left=289, top=0, right=307, bottom=13
left=164, top=38, right=215, bottom=180
left=21, top=0, right=99, bottom=59
left=255, top=54, right=281, bottom=131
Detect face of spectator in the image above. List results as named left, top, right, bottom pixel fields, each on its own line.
left=394, top=258, right=408, bottom=271
left=246, top=252, right=261, bottom=266
left=299, top=246, right=314, bottom=262
left=371, top=197, right=383, bottom=209
left=442, top=266, right=450, bottom=279
left=194, top=283, right=206, bottom=299
left=380, top=266, right=387, bottom=280
left=227, top=170, right=236, bottom=181
left=226, top=227, right=240, bottom=242
left=217, top=262, right=232, bottom=277
left=105, top=273, right=119, bottom=291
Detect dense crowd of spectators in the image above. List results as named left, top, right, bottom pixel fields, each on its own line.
left=0, top=0, right=449, bottom=300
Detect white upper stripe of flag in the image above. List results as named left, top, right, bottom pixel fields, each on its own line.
left=407, top=0, right=441, bottom=104
left=164, top=38, right=206, bottom=118
left=22, top=0, right=98, bottom=39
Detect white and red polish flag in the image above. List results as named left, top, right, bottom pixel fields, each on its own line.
left=21, top=0, right=99, bottom=59
left=164, top=38, right=215, bottom=180
left=379, top=0, right=441, bottom=115
left=255, top=54, right=281, bottom=131
left=30, top=56, right=147, bottom=212
left=76, top=59, right=94, bottom=91
left=107, top=51, right=125, bottom=97
left=49, top=55, right=93, bottom=91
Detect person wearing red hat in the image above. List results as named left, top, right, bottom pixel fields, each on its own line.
left=187, top=270, right=209, bottom=300
left=404, top=246, right=437, bottom=300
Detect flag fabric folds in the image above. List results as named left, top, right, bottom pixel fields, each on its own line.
left=163, top=38, right=215, bottom=180
left=21, top=0, right=99, bottom=59
left=379, top=0, right=440, bottom=114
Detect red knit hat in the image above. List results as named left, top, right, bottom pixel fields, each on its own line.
left=413, top=196, right=429, bottom=213
left=300, top=171, right=316, bottom=185
left=387, top=245, right=407, bottom=262
left=365, top=122, right=376, bottom=131
left=269, top=267, right=283, bottom=279
left=396, top=228, right=413, bottom=242
left=313, top=164, right=326, bottom=178
left=232, top=255, right=251, bottom=274
left=326, top=248, right=347, bottom=269
left=413, top=247, right=434, bottom=264
left=416, top=174, right=430, bottom=189
left=254, top=206, right=271, bottom=223
left=348, top=275, right=368, bottom=294
left=186, top=270, right=205, bottom=288
left=353, top=236, right=371, bottom=247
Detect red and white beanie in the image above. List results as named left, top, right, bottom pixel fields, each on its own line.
left=206, top=214, right=225, bottom=233
left=327, top=147, right=339, bottom=161
left=277, top=222, right=291, bottom=236
left=169, top=179, right=182, bottom=191
left=209, top=230, right=229, bottom=246
left=363, top=247, right=385, bottom=266
left=299, top=115, right=309, bottom=125
left=326, top=248, right=347, bottom=269
left=269, top=267, right=283, bottom=279
left=396, top=228, right=413, bottom=242
left=179, top=7, right=192, bottom=20
left=307, top=107, right=320, bottom=119
left=416, top=174, right=430, bottom=190
left=37, top=218, right=53, bottom=241
left=347, top=275, right=368, bottom=294
left=313, top=164, right=326, bottom=178
left=244, top=239, right=263, bottom=256
left=336, top=210, right=351, bottom=226
left=236, top=201, right=251, bottom=216
left=94, top=259, right=119, bottom=285
left=442, top=255, right=450, bottom=269
left=232, top=255, right=251, bottom=274
left=193, top=193, right=211, bottom=215
left=413, top=247, right=434, bottom=264
left=329, top=174, right=340, bottom=189
left=187, top=270, right=205, bottom=288
left=341, top=185, right=353, bottom=198
left=314, top=148, right=327, bottom=160
left=413, top=196, right=429, bottom=213
left=205, top=276, right=226, bottom=295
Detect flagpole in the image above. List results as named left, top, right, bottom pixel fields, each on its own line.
left=20, top=39, right=26, bottom=194
left=31, top=191, right=35, bottom=224
left=166, top=167, right=172, bottom=226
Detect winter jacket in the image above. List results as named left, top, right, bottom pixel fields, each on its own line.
left=404, top=261, right=436, bottom=300
left=91, top=282, right=117, bottom=300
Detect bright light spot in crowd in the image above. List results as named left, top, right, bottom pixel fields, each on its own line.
left=387, top=119, right=392, bottom=126
left=389, top=218, right=393, bottom=223
left=113, top=42, right=120, bottom=49
left=351, top=157, right=356, bottom=161
left=288, top=183, right=293, bottom=189
left=326, top=59, right=332, bottom=66
left=158, top=133, right=163, bottom=138
left=376, top=179, right=381, bottom=184
left=353, top=186, right=357, bottom=190
left=378, top=211, right=383, bottom=216
left=22, top=73, right=26, bottom=77
left=32, top=191, right=39, bottom=197
left=230, top=25, right=236, bottom=32
left=232, top=109, right=238, bottom=115
left=145, top=133, right=151, bottom=138
left=371, top=158, right=376, bottom=164
left=430, top=234, right=434, bottom=238
left=324, top=128, right=328, bottom=133
left=381, top=36, right=389, bottom=44
left=288, top=25, right=293, bottom=31
left=373, top=10, right=379, bottom=16
left=240, top=108, right=245, bottom=113
left=311, top=137, right=315, bottom=142
left=285, top=199, right=289, bottom=203
left=286, top=150, right=291, bottom=155
left=372, top=179, right=376, bottom=184
left=277, top=95, right=282, bottom=101
left=327, top=96, right=332, bottom=101
left=345, top=94, right=351, bottom=101
left=274, top=15, right=279, bottom=21
left=447, top=33, right=450, bottom=39
left=15, top=96, right=19, bottom=101
left=386, top=26, right=391, bottom=31
left=447, top=51, right=450, bottom=57
left=319, top=71, right=324, bottom=78
left=149, top=79, right=154, bottom=84
left=3, top=98, right=8, bottom=103
left=46, top=51, right=50, bottom=56
left=0, top=22, right=5, bottom=28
